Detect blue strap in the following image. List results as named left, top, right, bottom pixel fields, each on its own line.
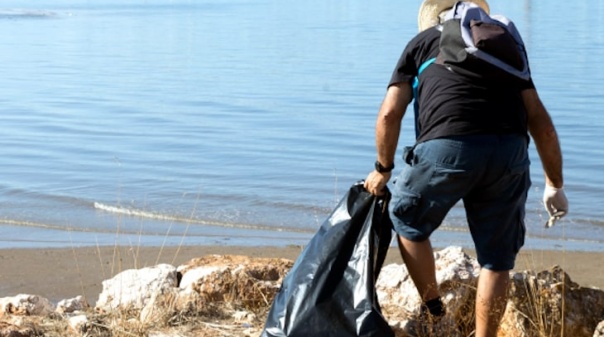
left=412, top=57, right=436, bottom=97
left=412, top=57, right=436, bottom=138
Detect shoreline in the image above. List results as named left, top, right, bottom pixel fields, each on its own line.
left=0, top=245, right=602, bottom=304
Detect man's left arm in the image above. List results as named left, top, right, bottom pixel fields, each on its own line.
left=523, top=88, right=569, bottom=218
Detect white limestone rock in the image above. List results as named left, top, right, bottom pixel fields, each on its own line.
left=67, top=314, right=89, bottom=333
left=594, top=320, right=604, bottom=337
left=376, top=246, right=480, bottom=321
left=56, top=295, right=90, bottom=314
left=502, top=266, right=604, bottom=337
left=0, top=294, right=55, bottom=316
left=96, top=263, right=178, bottom=312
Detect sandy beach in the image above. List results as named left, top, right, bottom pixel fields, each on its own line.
left=0, top=244, right=602, bottom=304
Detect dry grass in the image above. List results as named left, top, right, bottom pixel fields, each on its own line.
left=6, top=296, right=269, bottom=337
left=1, top=266, right=596, bottom=337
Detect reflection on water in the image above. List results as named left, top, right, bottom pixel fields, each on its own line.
left=0, top=0, right=602, bottom=251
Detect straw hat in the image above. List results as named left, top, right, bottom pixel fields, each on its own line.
left=418, top=0, right=490, bottom=31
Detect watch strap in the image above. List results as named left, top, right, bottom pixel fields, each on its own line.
left=375, top=160, right=395, bottom=173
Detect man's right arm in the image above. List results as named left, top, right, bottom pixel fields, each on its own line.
left=364, top=82, right=413, bottom=195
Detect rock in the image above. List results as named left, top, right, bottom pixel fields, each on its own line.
left=179, top=265, right=228, bottom=290
left=375, top=247, right=604, bottom=337
left=138, top=255, right=291, bottom=325
left=0, top=247, right=586, bottom=337
left=96, top=263, right=178, bottom=312
left=0, top=321, right=34, bottom=337
left=56, top=295, right=89, bottom=314
left=177, top=255, right=293, bottom=310
left=139, top=287, right=203, bottom=325
left=67, top=314, right=89, bottom=333
left=0, top=294, right=54, bottom=317
left=96, top=255, right=292, bottom=324
left=376, top=246, right=480, bottom=336
left=501, top=266, right=604, bottom=337
left=594, top=320, right=604, bottom=337
left=232, top=310, right=256, bottom=322
left=139, top=287, right=178, bottom=324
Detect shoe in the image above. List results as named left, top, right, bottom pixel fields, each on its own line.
left=404, top=304, right=457, bottom=337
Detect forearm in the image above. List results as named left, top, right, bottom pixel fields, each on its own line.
left=531, top=117, right=563, bottom=187
left=375, top=84, right=410, bottom=167
left=376, top=109, right=402, bottom=168
left=524, top=89, right=564, bottom=188
left=364, top=84, right=411, bottom=195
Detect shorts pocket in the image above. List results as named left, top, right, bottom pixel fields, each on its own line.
left=391, top=189, right=421, bottom=224
left=513, top=209, right=527, bottom=254
left=431, top=164, right=474, bottom=189
left=506, top=156, right=532, bottom=189
left=508, top=157, right=530, bottom=175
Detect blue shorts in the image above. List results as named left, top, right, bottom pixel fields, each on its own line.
left=390, top=135, right=531, bottom=270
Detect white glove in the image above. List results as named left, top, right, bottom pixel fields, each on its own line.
left=543, top=185, right=568, bottom=227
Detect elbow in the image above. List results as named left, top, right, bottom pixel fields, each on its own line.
left=380, top=107, right=404, bottom=124
left=376, top=108, right=404, bottom=132
left=377, top=83, right=411, bottom=124
left=528, top=116, right=557, bottom=141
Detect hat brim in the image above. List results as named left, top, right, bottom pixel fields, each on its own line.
left=418, top=0, right=490, bottom=32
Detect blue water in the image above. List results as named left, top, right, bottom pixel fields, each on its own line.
left=0, top=0, right=603, bottom=252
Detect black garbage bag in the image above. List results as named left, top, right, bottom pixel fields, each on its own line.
left=261, top=181, right=394, bottom=337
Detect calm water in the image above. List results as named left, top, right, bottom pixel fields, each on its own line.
left=0, top=0, right=603, bottom=252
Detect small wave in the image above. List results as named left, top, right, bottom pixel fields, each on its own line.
left=0, top=9, right=58, bottom=19
left=0, top=218, right=187, bottom=237
left=93, top=202, right=312, bottom=233
left=0, top=219, right=95, bottom=232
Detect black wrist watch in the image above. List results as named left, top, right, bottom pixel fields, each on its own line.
left=374, top=160, right=395, bottom=173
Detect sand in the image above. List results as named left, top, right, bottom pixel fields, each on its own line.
left=0, top=245, right=602, bottom=304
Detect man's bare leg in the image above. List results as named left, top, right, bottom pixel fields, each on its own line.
left=474, top=269, right=510, bottom=337
left=397, top=235, right=439, bottom=302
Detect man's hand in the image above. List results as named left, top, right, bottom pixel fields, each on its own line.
left=543, top=184, right=568, bottom=218
left=364, top=170, right=391, bottom=196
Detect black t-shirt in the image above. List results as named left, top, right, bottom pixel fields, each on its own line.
left=389, top=27, right=535, bottom=143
